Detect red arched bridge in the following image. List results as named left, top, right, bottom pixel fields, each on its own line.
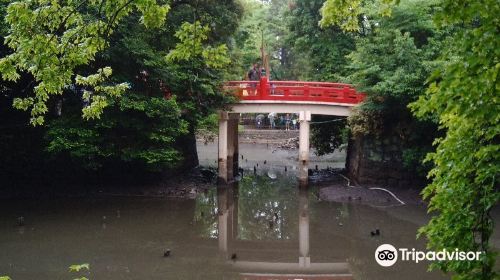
left=224, top=77, right=365, bottom=105
left=217, top=77, right=366, bottom=184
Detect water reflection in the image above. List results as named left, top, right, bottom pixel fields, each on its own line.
left=212, top=180, right=352, bottom=279
left=0, top=175, right=447, bottom=279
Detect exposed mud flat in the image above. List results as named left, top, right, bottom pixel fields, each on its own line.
left=197, top=140, right=347, bottom=170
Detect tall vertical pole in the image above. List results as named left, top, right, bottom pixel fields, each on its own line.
left=261, top=28, right=264, bottom=69
left=227, top=117, right=235, bottom=181
left=298, top=111, right=311, bottom=187
left=232, top=115, right=239, bottom=177
left=218, top=111, right=229, bottom=184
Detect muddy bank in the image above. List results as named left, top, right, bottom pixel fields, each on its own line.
left=0, top=166, right=217, bottom=200
left=92, top=167, right=217, bottom=199
left=197, top=140, right=347, bottom=170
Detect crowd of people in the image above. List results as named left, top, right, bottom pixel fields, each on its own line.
left=253, top=112, right=298, bottom=130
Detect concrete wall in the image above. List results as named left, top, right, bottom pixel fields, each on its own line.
left=346, top=134, right=422, bottom=188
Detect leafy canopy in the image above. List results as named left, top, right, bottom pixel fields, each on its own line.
left=410, top=0, right=499, bottom=278
left=0, top=0, right=170, bottom=125
left=322, top=0, right=499, bottom=278
left=166, top=21, right=230, bottom=69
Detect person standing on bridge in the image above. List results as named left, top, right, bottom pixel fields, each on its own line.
left=247, top=63, right=260, bottom=95
left=247, top=63, right=260, bottom=81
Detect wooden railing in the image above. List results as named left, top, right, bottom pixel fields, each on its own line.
left=224, top=77, right=365, bottom=104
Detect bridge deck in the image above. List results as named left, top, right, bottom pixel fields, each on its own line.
left=229, top=101, right=353, bottom=116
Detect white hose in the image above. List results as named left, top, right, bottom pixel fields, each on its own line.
left=338, top=174, right=356, bottom=188
left=369, top=187, right=406, bottom=205
left=337, top=173, right=406, bottom=205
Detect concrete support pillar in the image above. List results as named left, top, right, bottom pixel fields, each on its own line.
left=227, top=118, right=235, bottom=180
left=218, top=112, right=240, bottom=184
left=298, top=187, right=310, bottom=267
left=218, top=112, right=229, bottom=184
left=232, top=118, right=239, bottom=177
left=298, top=111, right=311, bottom=186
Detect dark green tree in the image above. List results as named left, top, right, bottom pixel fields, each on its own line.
left=44, top=1, right=242, bottom=172
left=285, top=0, right=355, bottom=81
left=322, top=0, right=500, bottom=278
left=346, top=2, right=441, bottom=174
left=0, top=0, right=243, bottom=185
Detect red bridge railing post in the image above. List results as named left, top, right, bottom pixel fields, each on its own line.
left=260, top=76, right=269, bottom=99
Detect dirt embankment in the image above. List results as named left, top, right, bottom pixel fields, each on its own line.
left=198, top=128, right=299, bottom=145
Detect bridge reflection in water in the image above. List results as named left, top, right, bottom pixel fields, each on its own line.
left=216, top=182, right=353, bottom=280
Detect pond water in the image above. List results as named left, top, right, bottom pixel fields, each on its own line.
left=0, top=173, right=448, bottom=280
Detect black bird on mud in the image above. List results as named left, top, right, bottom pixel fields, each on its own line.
left=370, top=229, right=380, bottom=237
left=231, top=253, right=237, bottom=261
left=164, top=249, right=171, bottom=257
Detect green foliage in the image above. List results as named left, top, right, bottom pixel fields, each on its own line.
left=227, top=0, right=290, bottom=80
left=0, top=0, right=243, bottom=179
left=310, top=116, right=347, bottom=156
left=69, top=263, right=90, bottom=280
left=275, top=0, right=355, bottom=151
left=0, top=277, right=11, bottom=280
left=76, top=67, right=129, bottom=120
left=0, top=0, right=8, bottom=35
left=409, top=0, right=500, bottom=277
left=320, top=0, right=397, bottom=30
left=343, top=0, right=440, bottom=177
left=323, top=0, right=500, bottom=278
left=197, top=113, right=219, bottom=143
left=167, top=21, right=230, bottom=69
left=346, top=29, right=427, bottom=101
left=285, top=0, right=355, bottom=81
left=198, top=113, right=219, bottom=132
left=0, top=0, right=169, bottom=125
left=319, top=0, right=363, bottom=31
left=69, top=263, right=90, bottom=272
left=46, top=94, right=187, bottom=171
left=229, top=0, right=354, bottom=81
left=401, top=146, right=433, bottom=177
